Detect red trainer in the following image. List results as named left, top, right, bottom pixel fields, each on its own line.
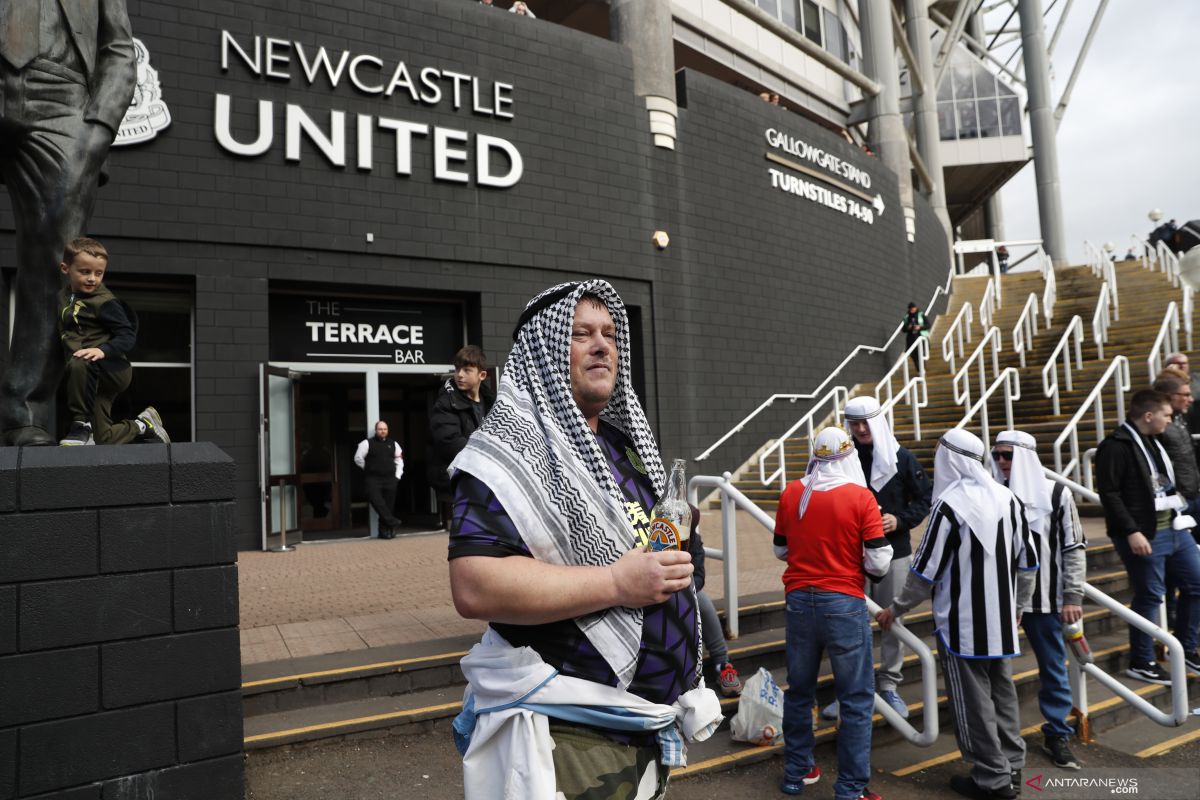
left=803, top=766, right=821, bottom=785
left=857, top=790, right=882, bottom=800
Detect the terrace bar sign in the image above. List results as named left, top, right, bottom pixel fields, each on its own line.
left=269, top=295, right=462, bottom=365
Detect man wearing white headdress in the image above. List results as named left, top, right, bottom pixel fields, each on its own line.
left=878, top=428, right=1038, bottom=800
left=822, top=395, right=931, bottom=722
left=773, top=426, right=891, bottom=799
left=991, top=430, right=1085, bottom=771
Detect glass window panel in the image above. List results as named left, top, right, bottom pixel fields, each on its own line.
left=781, top=0, right=797, bottom=29
left=124, top=366, right=192, bottom=442
left=974, top=64, right=998, bottom=99
left=938, top=101, right=957, bottom=140
left=957, top=100, right=979, bottom=139
left=978, top=96, right=1000, bottom=137
left=997, top=76, right=1017, bottom=97
left=803, top=0, right=822, bottom=45
left=824, top=9, right=845, bottom=61
left=999, top=96, right=1021, bottom=135
left=938, top=69, right=955, bottom=101
left=757, top=0, right=780, bottom=17
left=115, top=287, right=192, bottom=364
left=951, top=55, right=974, bottom=101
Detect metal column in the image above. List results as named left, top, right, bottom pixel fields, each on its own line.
left=968, top=10, right=1006, bottom=242
left=861, top=0, right=915, bottom=240
left=610, top=0, right=678, bottom=150
left=905, top=0, right=951, bottom=240
left=1018, top=0, right=1067, bottom=266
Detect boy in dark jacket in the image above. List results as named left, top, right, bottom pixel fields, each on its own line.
left=429, top=345, right=495, bottom=528
left=57, top=238, right=168, bottom=446
left=1096, top=389, right=1200, bottom=683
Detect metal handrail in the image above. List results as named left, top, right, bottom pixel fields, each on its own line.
left=686, top=472, right=939, bottom=746
left=941, top=302, right=975, bottom=375
left=1156, top=240, right=1181, bottom=287
left=1146, top=301, right=1179, bottom=383
left=1041, top=315, right=1084, bottom=416
left=979, top=279, right=997, bottom=330
left=757, top=386, right=849, bottom=490
left=1053, top=355, right=1130, bottom=484
left=1184, top=284, right=1195, bottom=351
left=1041, top=466, right=1099, bottom=503
left=876, top=335, right=928, bottom=402
left=1132, top=234, right=1149, bottom=269
left=1011, top=293, right=1040, bottom=368
left=1091, top=282, right=1113, bottom=360
left=951, top=326, right=1002, bottom=412
left=954, top=366, right=1020, bottom=452
left=879, top=374, right=928, bottom=442
left=1041, top=251, right=1057, bottom=326
left=1072, top=583, right=1191, bottom=728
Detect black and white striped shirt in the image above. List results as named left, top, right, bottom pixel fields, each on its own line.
left=911, top=497, right=1038, bottom=658
left=1028, top=483, right=1086, bottom=615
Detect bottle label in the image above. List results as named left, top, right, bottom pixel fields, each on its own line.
left=648, top=518, right=681, bottom=551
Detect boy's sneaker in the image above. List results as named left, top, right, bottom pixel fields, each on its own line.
left=1126, top=661, right=1171, bottom=685
left=880, top=689, right=909, bottom=719
left=1043, top=734, right=1081, bottom=770
left=780, top=766, right=820, bottom=794
left=59, top=420, right=93, bottom=446
left=856, top=791, right=883, bottom=800
left=136, top=407, right=170, bottom=443
left=819, top=700, right=839, bottom=720
left=1184, top=651, right=1200, bottom=675
left=1011, top=770, right=1021, bottom=795
left=717, top=663, right=743, bottom=697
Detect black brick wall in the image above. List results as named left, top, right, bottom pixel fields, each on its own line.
left=0, top=445, right=243, bottom=799
left=0, top=0, right=948, bottom=549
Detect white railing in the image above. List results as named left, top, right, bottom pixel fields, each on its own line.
left=1146, top=301, right=1180, bottom=382
left=951, top=326, right=1002, bottom=414
left=979, top=278, right=997, bottom=330
left=954, top=367, right=1020, bottom=453
left=875, top=337, right=929, bottom=440
left=1041, top=315, right=1084, bottom=416
left=1082, top=240, right=1106, bottom=277
left=1155, top=240, right=1181, bottom=287
left=940, top=303, right=974, bottom=375
left=686, top=472, right=940, bottom=746
left=1011, top=293, right=1040, bottom=368
left=1091, top=282, right=1113, bottom=359
left=1042, top=252, right=1057, bottom=326
left=1184, top=284, right=1195, bottom=351
left=757, top=386, right=848, bottom=490
left=1053, top=355, right=1131, bottom=485
left=1072, top=583, right=1191, bottom=728
left=1132, top=234, right=1150, bottom=269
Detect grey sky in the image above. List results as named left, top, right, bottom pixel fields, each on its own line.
left=996, top=1, right=1199, bottom=263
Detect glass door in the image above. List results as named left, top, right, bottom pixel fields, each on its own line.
left=259, top=364, right=301, bottom=550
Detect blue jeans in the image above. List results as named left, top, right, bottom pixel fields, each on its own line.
left=1111, top=528, right=1200, bottom=662
left=783, top=589, right=874, bottom=800
left=1021, top=612, right=1074, bottom=736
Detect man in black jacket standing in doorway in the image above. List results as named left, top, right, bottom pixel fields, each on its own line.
left=354, top=420, right=404, bottom=538
left=429, top=346, right=495, bottom=529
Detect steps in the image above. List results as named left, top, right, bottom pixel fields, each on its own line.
left=241, top=258, right=1200, bottom=781
left=722, top=260, right=1199, bottom=510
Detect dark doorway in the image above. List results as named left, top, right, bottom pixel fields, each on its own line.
left=378, top=372, right=446, bottom=531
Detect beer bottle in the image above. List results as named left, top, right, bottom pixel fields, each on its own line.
left=648, top=459, right=692, bottom=551
left=1062, top=620, right=1094, bottom=665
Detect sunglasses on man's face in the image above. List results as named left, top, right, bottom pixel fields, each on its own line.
left=991, top=450, right=1014, bottom=462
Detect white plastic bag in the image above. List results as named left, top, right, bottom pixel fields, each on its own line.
left=729, top=667, right=784, bottom=745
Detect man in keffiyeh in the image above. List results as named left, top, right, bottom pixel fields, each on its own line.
left=822, top=395, right=931, bottom=722
left=447, top=280, right=719, bottom=800
left=772, top=426, right=891, bottom=799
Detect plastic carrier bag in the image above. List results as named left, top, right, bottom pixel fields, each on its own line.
left=729, top=667, right=784, bottom=746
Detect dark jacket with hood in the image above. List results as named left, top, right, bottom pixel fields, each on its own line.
left=857, top=443, right=932, bottom=559
left=57, top=284, right=137, bottom=373
left=428, top=378, right=496, bottom=493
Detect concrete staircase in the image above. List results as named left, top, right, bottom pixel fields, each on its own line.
left=240, top=260, right=1200, bottom=783
left=729, top=259, right=1198, bottom=511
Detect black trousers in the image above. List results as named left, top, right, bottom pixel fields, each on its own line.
left=0, top=60, right=109, bottom=434
left=365, top=476, right=400, bottom=533
left=63, top=357, right=140, bottom=444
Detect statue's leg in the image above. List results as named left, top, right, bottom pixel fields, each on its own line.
left=0, top=75, right=97, bottom=444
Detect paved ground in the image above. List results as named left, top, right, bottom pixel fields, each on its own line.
left=237, top=507, right=792, bottom=665
left=245, top=727, right=1200, bottom=800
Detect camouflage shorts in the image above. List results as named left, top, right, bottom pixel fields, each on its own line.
left=549, top=721, right=669, bottom=800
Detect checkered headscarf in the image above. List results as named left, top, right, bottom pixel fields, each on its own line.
left=451, top=279, right=665, bottom=689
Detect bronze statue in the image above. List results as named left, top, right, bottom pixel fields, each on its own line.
left=0, top=0, right=137, bottom=445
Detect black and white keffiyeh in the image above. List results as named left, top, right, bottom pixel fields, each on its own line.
left=450, top=279, right=665, bottom=689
